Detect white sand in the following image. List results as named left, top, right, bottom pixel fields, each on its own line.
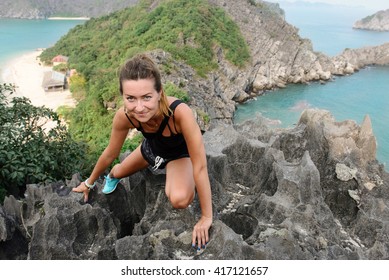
left=2, top=50, right=76, bottom=111
left=48, top=17, right=90, bottom=20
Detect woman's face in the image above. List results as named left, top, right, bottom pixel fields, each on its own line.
left=122, top=78, right=161, bottom=122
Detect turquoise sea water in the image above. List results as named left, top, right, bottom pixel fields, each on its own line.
left=235, top=4, right=389, bottom=169
left=0, top=18, right=86, bottom=79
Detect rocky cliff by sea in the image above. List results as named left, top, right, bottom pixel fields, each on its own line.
left=161, top=0, right=389, bottom=126
left=353, top=9, right=389, bottom=32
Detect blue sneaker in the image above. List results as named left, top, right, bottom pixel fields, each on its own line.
left=102, top=174, right=120, bottom=194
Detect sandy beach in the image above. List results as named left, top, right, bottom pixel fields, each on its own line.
left=48, top=17, right=90, bottom=20
left=1, top=50, right=76, bottom=111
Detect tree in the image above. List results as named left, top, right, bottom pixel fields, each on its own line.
left=0, top=83, right=86, bottom=203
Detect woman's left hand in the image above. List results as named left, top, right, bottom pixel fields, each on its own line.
left=192, top=216, right=212, bottom=250
left=72, top=182, right=91, bottom=203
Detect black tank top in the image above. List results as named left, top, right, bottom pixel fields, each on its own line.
left=125, top=100, right=189, bottom=159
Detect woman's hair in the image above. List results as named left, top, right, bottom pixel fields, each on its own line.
left=119, top=54, right=171, bottom=117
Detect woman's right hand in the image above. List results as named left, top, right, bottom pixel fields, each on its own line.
left=72, top=182, right=91, bottom=202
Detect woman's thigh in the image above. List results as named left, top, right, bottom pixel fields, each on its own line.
left=165, top=157, right=195, bottom=208
left=112, top=145, right=149, bottom=178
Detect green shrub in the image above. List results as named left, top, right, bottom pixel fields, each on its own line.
left=196, top=109, right=210, bottom=125
left=164, top=82, right=190, bottom=102
left=53, top=63, right=68, bottom=73
left=0, top=83, right=86, bottom=203
left=69, top=74, right=87, bottom=101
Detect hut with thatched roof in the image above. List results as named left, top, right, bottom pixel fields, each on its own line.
left=42, top=71, right=66, bottom=92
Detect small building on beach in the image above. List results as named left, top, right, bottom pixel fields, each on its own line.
left=42, top=71, right=66, bottom=92
left=51, top=55, right=69, bottom=66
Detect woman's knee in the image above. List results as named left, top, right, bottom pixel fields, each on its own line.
left=167, top=188, right=194, bottom=209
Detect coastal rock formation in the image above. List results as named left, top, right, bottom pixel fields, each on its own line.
left=331, top=43, right=389, bottom=74
left=1, top=109, right=388, bottom=260
left=173, top=0, right=389, bottom=124
left=209, top=0, right=333, bottom=94
left=210, top=0, right=389, bottom=91
left=353, top=9, right=389, bottom=32
left=0, top=0, right=139, bottom=19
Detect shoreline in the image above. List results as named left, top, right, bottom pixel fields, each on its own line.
left=1, top=49, right=76, bottom=111
left=47, top=17, right=90, bottom=21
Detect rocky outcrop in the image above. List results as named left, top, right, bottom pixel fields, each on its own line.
left=209, top=0, right=333, bottom=94
left=1, top=109, right=388, bottom=260
left=353, top=9, right=389, bottom=32
left=178, top=0, right=389, bottom=125
left=331, top=43, right=389, bottom=74
left=0, top=0, right=139, bottom=19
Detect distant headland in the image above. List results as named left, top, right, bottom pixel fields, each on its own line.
left=353, top=9, right=389, bottom=31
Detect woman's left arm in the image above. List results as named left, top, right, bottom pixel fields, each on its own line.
left=175, top=102, right=213, bottom=249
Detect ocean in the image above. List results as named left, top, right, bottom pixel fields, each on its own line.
left=234, top=3, right=389, bottom=170
left=0, top=18, right=86, bottom=80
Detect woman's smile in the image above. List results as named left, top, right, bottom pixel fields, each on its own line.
left=134, top=111, right=149, bottom=120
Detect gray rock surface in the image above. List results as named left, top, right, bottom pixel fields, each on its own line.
left=1, top=109, right=388, bottom=260
left=332, top=43, right=389, bottom=73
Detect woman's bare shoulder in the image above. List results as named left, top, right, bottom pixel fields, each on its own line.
left=113, top=106, right=135, bottom=129
left=167, top=96, right=178, bottom=104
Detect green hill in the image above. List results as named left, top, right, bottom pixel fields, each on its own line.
left=39, top=0, right=250, bottom=169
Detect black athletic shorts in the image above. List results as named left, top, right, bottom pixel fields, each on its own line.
left=140, top=138, right=189, bottom=170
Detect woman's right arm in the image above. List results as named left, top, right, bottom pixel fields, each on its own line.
left=72, top=108, right=131, bottom=201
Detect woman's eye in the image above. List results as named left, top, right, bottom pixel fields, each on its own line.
left=144, top=95, right=152, bottom=100
left=127, top=96, right=135, bottom=102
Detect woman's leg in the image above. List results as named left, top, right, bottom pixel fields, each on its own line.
left=165, top=157, right=195, bottom=209
left=110, top=145, right=149, bottom=178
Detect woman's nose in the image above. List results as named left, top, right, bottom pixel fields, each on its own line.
left=135, top=100, right=144, bottom=111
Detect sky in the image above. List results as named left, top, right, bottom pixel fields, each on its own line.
left=266, top=0, right=388, bottom=11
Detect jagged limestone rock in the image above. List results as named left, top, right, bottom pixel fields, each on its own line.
left=1, top=109, right=388, bottom=260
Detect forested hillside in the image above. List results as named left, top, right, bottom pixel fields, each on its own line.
left=39, top=0, right=250, bottom=169
left=0, top=0, right=139, bottom=19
